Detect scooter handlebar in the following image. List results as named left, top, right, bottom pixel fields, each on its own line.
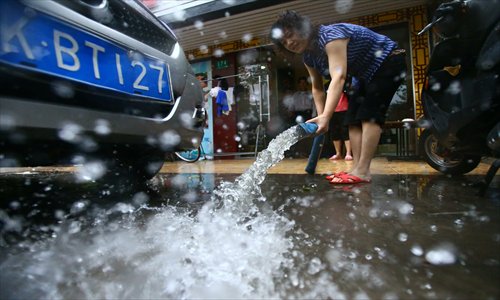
left=418, top=16, right=444, bottom=36
left=418, top=0, right=468, bottom=36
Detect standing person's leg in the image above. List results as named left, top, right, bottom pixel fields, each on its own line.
left=349, top=121, right=382, bottom=179
left=344, top=140, right=352, bottom=160
left=327, top=122, right=360, bottom=181
left=329, top=112, right=343, bottom=160
left=340, top=115, right=352, bottom=160
left=347, top=125, right=361, bottom=170
left=330, top=140, right=343, bottom=160
left=328, top=86, right=363, bottom=178
left=328, top=124, right=359, bottom=181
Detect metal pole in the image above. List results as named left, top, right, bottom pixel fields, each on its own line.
left=266, top=74, right=270, bottom=122
left=254, top=125, right=260, bottom=157
left=258, top=75, right=263, bottom=123
left=203, top=73, right=247, bottom=83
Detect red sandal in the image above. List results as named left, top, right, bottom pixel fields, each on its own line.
left=325, top=171, right=347, bottom=180
left=329, top=173, right=370, bottom=184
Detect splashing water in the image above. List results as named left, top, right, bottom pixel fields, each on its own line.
left=214, top=126, right=304, bottom=213
left=0, top=126, right=309, bottom=299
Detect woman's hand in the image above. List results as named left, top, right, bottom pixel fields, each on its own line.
left=306, top=114, right=330, bottom=134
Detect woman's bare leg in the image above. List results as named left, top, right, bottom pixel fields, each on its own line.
left=349, top=121, right=382, bottom=180
left=347, top=125, right=362, bottom=171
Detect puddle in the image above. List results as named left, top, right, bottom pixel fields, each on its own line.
left=0, top=126, right=318, bottom=299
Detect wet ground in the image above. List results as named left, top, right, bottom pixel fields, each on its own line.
left=0, top=159, right=499, bottom=299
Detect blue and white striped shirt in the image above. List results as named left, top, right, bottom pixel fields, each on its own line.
left=303, top=23, right=397, bottom=82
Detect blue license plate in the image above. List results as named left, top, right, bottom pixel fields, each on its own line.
left=0, top=1, right=173, bottom=102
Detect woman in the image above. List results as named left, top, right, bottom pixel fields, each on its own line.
left=270, top=10, right=406, bottom=184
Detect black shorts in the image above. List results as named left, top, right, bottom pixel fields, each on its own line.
left=329, top=111, right=349, bottom=140
left=344, top=52, right=406, bottom=126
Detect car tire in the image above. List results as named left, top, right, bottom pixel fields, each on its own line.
left=418, top=129, right=481, bottom=175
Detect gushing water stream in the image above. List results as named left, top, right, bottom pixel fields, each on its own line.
left=0, top=126, right=319, bottom=299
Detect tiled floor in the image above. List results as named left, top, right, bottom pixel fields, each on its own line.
left=159, top=156, right=495, bottom=175
left=1, top=156, right=495, bottom=177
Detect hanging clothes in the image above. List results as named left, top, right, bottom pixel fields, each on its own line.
left=248, top=84, right=260, bottom=105
left=216, top=89, right=230, bottom=116
left=226, top=87, right=235, bottom=112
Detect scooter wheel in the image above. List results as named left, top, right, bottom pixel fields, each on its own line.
left=418, top=129, right=481, bottom=175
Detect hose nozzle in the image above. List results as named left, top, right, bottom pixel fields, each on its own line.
left=296, top=123, right=318, bottom=139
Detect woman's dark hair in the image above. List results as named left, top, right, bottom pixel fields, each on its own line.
left=219, top=78, right=229, bottom=90
left=214, top=75, right=229, bottom=90
left=269, top=10, right=315, bottom=57
left=195, top=72, right=207, bottom=81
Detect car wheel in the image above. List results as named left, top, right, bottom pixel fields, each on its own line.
left=418, top=129, right=481, bottom=175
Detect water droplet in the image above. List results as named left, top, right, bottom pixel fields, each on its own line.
left=52, top=81, right=75, bottom=98
left=411, top=245, right=424, bottom=256
left=213, top=48, right=224, bottom=57
left=194, top=20, right=203, bottom=29
left=431, top=82, right=441, bottom=91
left=307, top=257, right=323, bottom=274
left=173, top=10, right=186, bottom=21
left=335, top=0, right=354, bottom=13
left=199, top=45, right=208, bottom=54
left=159, top=130, right=181, bottom=150
left=180, top=112, right=193, bottom=128
left=242, top=33, right=252, bottom=43
left=75, top=161, right=106, bottom=182
left=132, top=192, right=149, bottom=206
left=271, top=28, right=283, bottom=39
left=70, top=200, right=88, bottom=214
left=0, top=113, right=16, bottom=130
left=58, top=122, right=82, bottom=142
left=398, top=203, right=413, bottom=215
left=425, top=244, right=457, bottom=265
left=447, top=81, right=461, bottom=95
left=94, top=119, right=111, bottom=135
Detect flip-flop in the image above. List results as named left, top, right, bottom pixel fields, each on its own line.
left=325, top=171, right=347, bottom=180
left=329, top=173, right=371, bottom=184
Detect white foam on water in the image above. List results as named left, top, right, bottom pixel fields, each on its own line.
left=1, top=126, right=319, bottom=299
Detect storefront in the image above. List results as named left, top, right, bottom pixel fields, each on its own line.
left=183, top=4, right=431, bottom=159
left=190, top=52, right=273, bottom=158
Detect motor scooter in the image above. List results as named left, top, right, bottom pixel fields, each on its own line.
left=416, top=0, right=500, bottom=193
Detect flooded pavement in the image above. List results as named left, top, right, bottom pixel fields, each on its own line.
left=1, top=149, right=499, bottom=299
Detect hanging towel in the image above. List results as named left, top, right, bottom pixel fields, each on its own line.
left=209, top=86, right=221, bottom=98
left=226, top=87, right=234, bottom=112
left=216, top=89, right=230, bottom=116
